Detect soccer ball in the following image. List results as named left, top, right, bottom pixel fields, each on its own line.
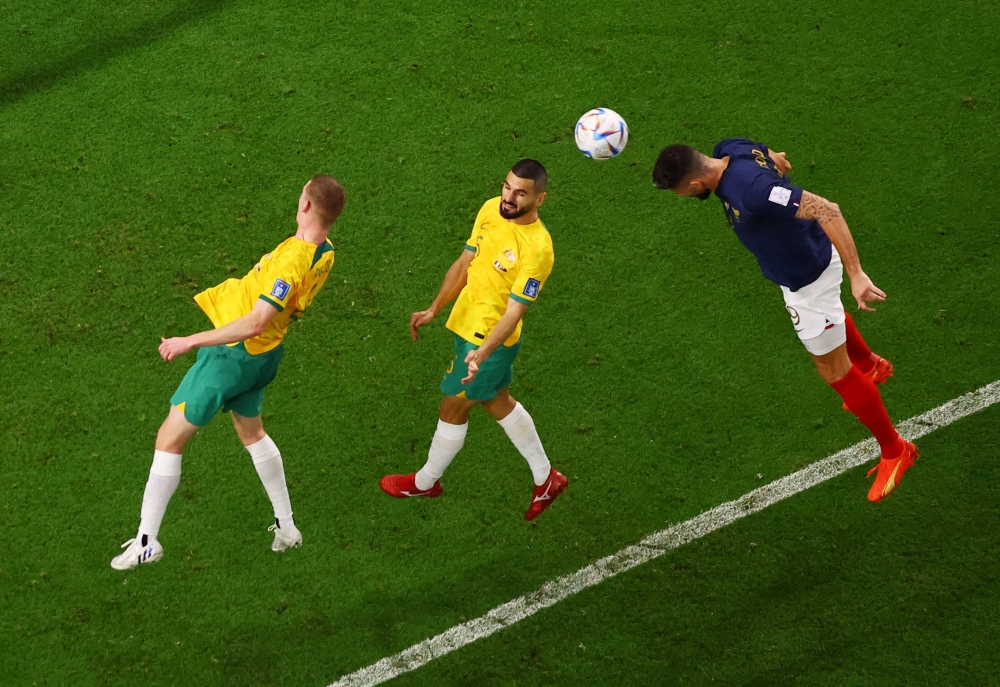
left=574, top=108, right=629, bottom=160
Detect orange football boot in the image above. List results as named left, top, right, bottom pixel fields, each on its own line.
left=843, top=355, right=894, bottom=410
left=867, top=440, right=918, bottom=502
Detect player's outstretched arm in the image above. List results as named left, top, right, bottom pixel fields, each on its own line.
left=795, top=190, right=886, bottom=312
left=158, top=299, right=279, bottom=361
left=410, top=248, right=475, bottom=341
left=461, top=298, right=528, bottom=384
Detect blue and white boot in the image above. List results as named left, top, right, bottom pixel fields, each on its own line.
left=111, top=534, right=163, bottom=570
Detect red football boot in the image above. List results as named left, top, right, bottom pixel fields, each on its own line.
left=843, top=355, right=894, bottom=410
left=379, top=473, right=443, bottom=498
left=524, top=468, right=569, bottom=521
left=867, top=440, right=918, bottom=502
left=868, top=355, right=895, bottom=385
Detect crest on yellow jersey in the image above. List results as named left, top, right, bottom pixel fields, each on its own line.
left=494, top=248, right=517, bottom=275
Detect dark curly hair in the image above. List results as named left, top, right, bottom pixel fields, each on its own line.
left=652, top=144, right=702, bottom=190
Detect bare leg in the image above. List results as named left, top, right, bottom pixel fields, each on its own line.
left=480, top=387, right=517, bottom=421
left=231, top=411, right=267, bottom=446
left=810, top=344, right=853, bottom=384
left=438, top=394, right=478, bottom=424
left=155, top=405, right=200, bottom=453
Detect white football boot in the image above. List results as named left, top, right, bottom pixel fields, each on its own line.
left=268, top=520, right=302, bottom=552
left=111, top=535, right=163, bottom=570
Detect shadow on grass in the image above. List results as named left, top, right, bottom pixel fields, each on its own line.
left=0, top=0, right=233, bottom=108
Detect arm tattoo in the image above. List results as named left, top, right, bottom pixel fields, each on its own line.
left=796, top=191, right=842, bottom=224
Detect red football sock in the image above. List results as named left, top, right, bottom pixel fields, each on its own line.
left=844, top=313, right=876, bottom=374
left=830, top=366, right=904, bottom=458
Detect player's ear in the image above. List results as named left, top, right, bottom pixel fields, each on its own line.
left=535, top=191, right=546, bottom=207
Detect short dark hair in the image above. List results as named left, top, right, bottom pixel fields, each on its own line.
left=307, top=175, right=346, bottom=227
left=510, top=158, right=548, bottom=193
left=652, top=145, right=703, bottom=190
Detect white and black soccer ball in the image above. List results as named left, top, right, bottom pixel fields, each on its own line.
left=574, top=107, right=629, bottom=160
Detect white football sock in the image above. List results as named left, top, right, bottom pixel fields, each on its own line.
left=415, top=420, right=468, bottom=491
left=138, top=450, right=182, bottom=540
left=246, top=435, right=293, bottom=526
left=497, top=402, right=551, bottom=486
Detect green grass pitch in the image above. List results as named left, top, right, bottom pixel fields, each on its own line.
left=1, top=0, right=998, bottom=684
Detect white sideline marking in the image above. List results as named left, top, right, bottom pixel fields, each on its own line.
left=329, top=381, right=1000, bottom=687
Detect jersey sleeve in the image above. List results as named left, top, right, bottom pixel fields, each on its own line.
left=743, top=174, right=804, bottom=221
left=510, top=242, right=554, bottom=306
left=257, top=256, right=302, bottom=312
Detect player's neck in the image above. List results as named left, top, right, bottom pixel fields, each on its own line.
left=295, top=221, right=329, bottom=245
left=511, top=210, right=539, bottom=226
left=705, top=156, right=730, bottom=192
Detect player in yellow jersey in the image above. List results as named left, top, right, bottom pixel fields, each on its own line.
left=111, top=175, right=345, bottom=570
left=379, top=160, right=568, bottom=521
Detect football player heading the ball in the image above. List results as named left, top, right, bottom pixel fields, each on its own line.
left=652, top=140, right=917, bottom=502
left=380, top=159, right=568, bottom=521
left=111, top=176, right=344, bottom=570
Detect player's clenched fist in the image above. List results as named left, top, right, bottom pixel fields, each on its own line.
left=159, top=336, right=194, bottom=362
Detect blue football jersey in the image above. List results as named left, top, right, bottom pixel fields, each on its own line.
left=713, top=138, right=832, bottom=291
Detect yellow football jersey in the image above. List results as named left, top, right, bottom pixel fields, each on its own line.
left=446, top=197, right=554, bottom=347
left=194, top=236, right=335, bottom=355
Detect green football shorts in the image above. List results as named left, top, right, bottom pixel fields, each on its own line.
left=170, top=342, right=284, bottom=426
left=440, top=334, right=521, bottom=401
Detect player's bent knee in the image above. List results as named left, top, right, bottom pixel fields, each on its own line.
left=231, top=412, right=266, bottom=444
left=482, top=390, right=517, bottom=420
left=155, top=406, right=201, bottom=452
left=493, top=387, right=514, bottom=403
left=439, top=395, right=475, bottom=424
left=809, top=341, right=852, bottom=384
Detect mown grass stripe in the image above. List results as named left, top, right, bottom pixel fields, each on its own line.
left=329, top=381, right=1000, bottom=687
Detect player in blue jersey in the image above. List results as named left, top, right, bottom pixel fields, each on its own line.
left=652, top=139, right=916, bottom=502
